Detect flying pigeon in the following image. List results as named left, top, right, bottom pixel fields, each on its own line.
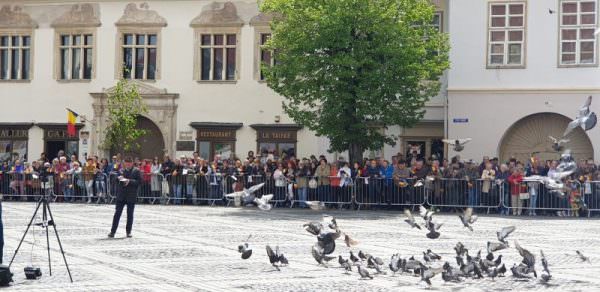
left=419, top=205, right=435, bottom=222
left=515, top=241, right=537, bottom=278
left=266, top=245, right=287, bottom=271
left=225, top=183, right=265, bottom=204
left=442, top=138, right=472, bottom=152
left=344, top=233, right=359, bottom=247
left=317, top=228, right=342, bottom=255
left=303, top=221, right=324, bottom=236
left=497, top=226, right=516, bottom=244
left=425, top=218, right=442, bottom=239
left=548, top=136, right=569, bottom=152
left=459, top=207, right=478, bottom=232
left=237, top=235, right=253, bottom=260
left=305, top=201, right=326, bottom=211
left=404, top=209, right=422, bottom=229
left=548, top=8, right=555, bottom=14
left=563, top=96, right=597, bottom=137
left=254, top=194, right=274, bottom=211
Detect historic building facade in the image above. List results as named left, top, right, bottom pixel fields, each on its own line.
left=0, top=0, right=448, bottom=163
left=448, top=0, right=600, bottom=162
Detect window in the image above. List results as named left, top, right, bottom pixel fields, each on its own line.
left=560, top=0, right=597, bottom=65
left=259, top=33, right=275, bottom=80
left=432, top=12, right=443, bottom=32
left=488, top=2, right=526, bottom=67
left=121, top=33, right=158, bottom=80
left=58, top=33, right=93, bottom=80
left=0, top=34, right=31, bottom=80
left=198, top=33, right=237, bottom=81
left=259, top=142, right=295, bottom=161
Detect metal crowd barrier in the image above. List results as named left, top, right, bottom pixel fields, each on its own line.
left=500, top=180, right=582, bottom=216
left=303, top=176, right=353, bottom=208
left=426, top=178, right=502, bottom=213
left=354, top=177, right=425, bottom=209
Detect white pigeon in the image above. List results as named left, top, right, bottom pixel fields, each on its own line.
left=595, top=28, right=600, bottom=36
left=563, top=96, right=597, bottom=137
left=254, top=194, right=274, bottom=211
left=442, top=138, right=472, bottom=152
left=305, top=201, right=326, bottom=211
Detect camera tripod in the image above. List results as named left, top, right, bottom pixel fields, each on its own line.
left=8, top=183, right=73, bottom=282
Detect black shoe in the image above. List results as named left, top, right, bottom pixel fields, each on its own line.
left=108, top=233, right=115, bottom=238
left=126, top=233, right=132, bottom=238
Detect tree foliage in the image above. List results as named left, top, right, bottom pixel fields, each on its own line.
left=102, top=79, right=149, bottom=155
left=261, top=0, right=450, bottom=162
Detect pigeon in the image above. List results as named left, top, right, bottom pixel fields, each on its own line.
left=328, top=217, right=338, bottom=230
left=389, top=254, right=401, bottom=274
left=358, top=250, right=368, bottom=261
left=404, top=209, right=422, bottom=230
left=339, top=256, right=352, bottom=273
left=488, top=267, right=498, bottom=280
left=459, top=207, right=477, bottom=232
left=317, top=228, right=341, bottom=255
left=549, top=136, right=569, bottom=152
left=497, top=226, right=516, bottom=244
left=311, top=244, right=336, bottom=266
left=425, top=221, right=442, bottom=239
left=350, top=251, right=360, bottom=263
left=442, top=138, right=472, bottom=152
left=423, top=252, right=432, bottom=263
left=596, top=28, right=600, bottom=36
left=225, top=183, right=265, bottom=206
left=515, top=241, right=537, bottom=277
left=511, top=263, right=532, bottom=279
left=541, top=273, right=552, bottom=283
left=420, top=267, right=440, bottom=287
left=488, top=241, right=508, bottom=253
left=305, top=201, right=326, bottom=211
left=563, top=96, right=597, bottom=137
left=549, top=8, right=555, bottom=14
left=442, top=270, right=462, bottom=282
left=576, top=250, right=591, bottom=263
left=266, top=245, right=287, bottom=271
left=254, top=194, right=274, bottom=211
left=303, top=221, right=324, bottom=236
left=419, top=205, right=435, bottom=222
left=367, top=255, right=384, bottom=269
left=426, top=249, right=442, bottom=261
left=486, top=252, right=494, bottom=261
left=497, top=263, right=507, bottom=276
left=455, top=242, right=467, bottom=256
left=357, top=264, right=373, bottom=279
left=237, top=235, right=253, bottom=260
left=493, top=255, right=503, bottom=267
left=541, top=250, right=550, bottom=275
left=344, top=233, right=359, bottom=247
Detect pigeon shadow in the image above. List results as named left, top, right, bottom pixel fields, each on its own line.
left=98, top=237, right=127, bottom=241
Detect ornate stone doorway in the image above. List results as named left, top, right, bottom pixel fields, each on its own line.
left=90, top=80, right=178, bottom=158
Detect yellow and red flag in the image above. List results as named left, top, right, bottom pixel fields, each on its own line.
left=66, top=108, right=79, bottom=137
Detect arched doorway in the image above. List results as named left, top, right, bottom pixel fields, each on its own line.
left=122, top=116, right=165, bottom=160
left=498, top=112, right=594, bottom=163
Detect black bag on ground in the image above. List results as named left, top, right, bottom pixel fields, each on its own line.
left=0, top=265, right=13, bottom=286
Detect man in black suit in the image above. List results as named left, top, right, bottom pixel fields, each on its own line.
left=108, top=157, right=141, bottom=238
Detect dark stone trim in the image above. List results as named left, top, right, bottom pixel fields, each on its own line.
left=189, top=122, right=243, bottom=130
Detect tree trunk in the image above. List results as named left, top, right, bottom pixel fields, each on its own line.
left=349, top=143, right=364, bottom=165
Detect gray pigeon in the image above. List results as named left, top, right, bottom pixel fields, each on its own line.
left=311, top=244, right=336, bottom=266
left=426, top=249, right=441, bottom=260
left=459, top=207, right=477, bottom=232
left=455, top=242, right=467, bottom=256
left=238, top=242, right=253, bottom=260
left=266, top=245, right=287, bottom=271
left=303, top=221, right=323, bottom=236
left=549, top=136, right=569, bottom=152
left=420, top=267, right=441, bottom=287
left=497, top=226, right=516, bottom=244
left=389, top=254, right=401, bottom=274
left=515, top=241, right=537, bottom=277
left=488, top=241, right=509, bottom=253
left=511, top=263, right=533, bottom=279
left=357, top=264, right=373, bottom=279
left=404, top=209, right=422, bottom=229
left=564, top=96, right=597, bottom=137
left=540, top=250, right=550, bottom=274
left=349, top=251, right=360, bottom=263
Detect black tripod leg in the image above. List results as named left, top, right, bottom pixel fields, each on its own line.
left=44, top=202, right=73, bottom=282
left=42, top=201, right=51, bottom=276
left=8, top=198, right=43, bottom=268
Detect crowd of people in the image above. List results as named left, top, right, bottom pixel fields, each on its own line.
left=0, top=149, right=598, bottom=217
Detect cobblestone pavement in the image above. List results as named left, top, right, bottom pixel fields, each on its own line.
left=1, top=202, right=599, bottom=291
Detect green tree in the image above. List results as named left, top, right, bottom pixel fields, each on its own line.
left=261, top=0, right=450, bottom=163
left=102, top=79, right=149, bottom=156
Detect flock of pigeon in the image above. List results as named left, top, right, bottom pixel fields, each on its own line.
left=234, top=206, right=591, bottom=289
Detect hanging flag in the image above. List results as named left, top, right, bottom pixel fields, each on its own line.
left=66, top=108, right=79, bottom=137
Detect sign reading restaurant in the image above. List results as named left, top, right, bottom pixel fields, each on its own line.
left=197, top=129, right=235, bottom=139
left=0, top=129, right=28, bottom=139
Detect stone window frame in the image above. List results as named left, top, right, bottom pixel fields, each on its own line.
left=53, top=27, right=97, bottom=82
left=253, top=26, right=274, bottom=82
left=0, top=28, right=34, bottom=82
left=114, top=27, right=163, bottom=81
left=557, top=0, right=599, bottom=68
left=486, top=1, right=527, bottom=69
left=192, top=26, right=241, bottom=83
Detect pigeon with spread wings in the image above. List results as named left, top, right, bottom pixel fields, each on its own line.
left=442, top=138, right=472, bottom=152
left=563, top=96, right=597, bottom=138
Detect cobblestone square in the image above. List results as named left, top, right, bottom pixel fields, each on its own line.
left=2, top=202, right=599, bottom=292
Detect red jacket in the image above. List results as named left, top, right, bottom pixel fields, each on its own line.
left=507, top=173, right=523, bottom=196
